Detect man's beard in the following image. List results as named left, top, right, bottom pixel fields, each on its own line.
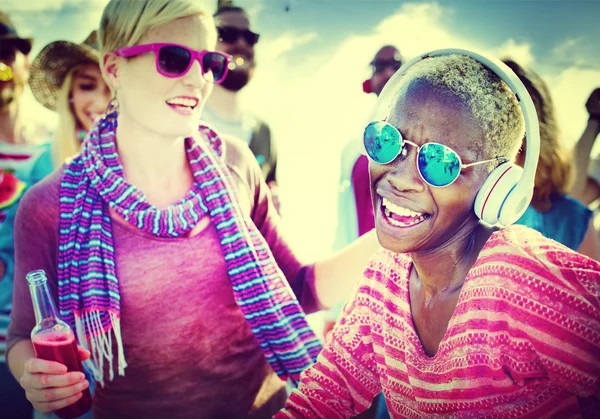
left=0, top=86, right=16, bottom=109
left=220, top=67, right=254, bottom=92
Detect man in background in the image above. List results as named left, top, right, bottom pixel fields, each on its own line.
left=203, top=6, right=280, bottom=209
left=0, top=11, right=53, bottom=419
left=332, top=45, right=403, bottom=252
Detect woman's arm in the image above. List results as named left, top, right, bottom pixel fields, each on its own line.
left=6, top=176, right=60, bottom=361
left=251, top=170, right=381, bottom=310
left=571, top=89, right=600, bottom=204
left=227, top=136, right=381, bottom=311
left=223, top=135, right=319, bottom=313
left=275, top=286, right=381, bottom=419
left=571, top=119, right=600, bottom=203
left=532, top=252, right=600, bottom=400
left=7, top=339, right=35, bottom=381
left=313, top=230, right=380, bottom=309
left=6, top=174, right=90, bottom=413
left=577, top=219, right=600, bottom=261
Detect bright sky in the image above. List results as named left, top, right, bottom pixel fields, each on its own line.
left=5, top=0, right=600, bottom=261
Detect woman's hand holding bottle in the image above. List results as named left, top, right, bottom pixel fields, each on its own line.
left=19, top=347, right=90, bottom=414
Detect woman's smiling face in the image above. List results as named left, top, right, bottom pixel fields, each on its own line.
left=70, top=63, right=111, bottom=132
left=106, top=14, right=216, bottom=139
left=370, top=80, right=491, bottom=255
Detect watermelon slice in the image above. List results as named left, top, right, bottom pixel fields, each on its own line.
left=0, top=169, right=26, bottom=209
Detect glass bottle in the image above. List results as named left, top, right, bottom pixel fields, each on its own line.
left=27, top=270, right=92, bottom=419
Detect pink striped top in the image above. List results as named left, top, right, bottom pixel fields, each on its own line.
left=277, top=225, right=600, bottom=418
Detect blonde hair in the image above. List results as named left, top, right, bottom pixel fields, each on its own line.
left=401, top=55, right=525, bottom=164
left=503, top=59, right=572, bottom=212
left=99, top=0, right=215, bottom=73
left=54, top=67, right=81, bottom=166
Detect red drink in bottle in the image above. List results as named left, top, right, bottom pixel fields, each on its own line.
left=27, top=270, right=92, bottom=419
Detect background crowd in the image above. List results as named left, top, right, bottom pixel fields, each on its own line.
left=1, top=0, right=599, bottom=418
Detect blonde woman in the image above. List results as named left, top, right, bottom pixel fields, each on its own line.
left=29, top=31, right=111, bottom=166
left=7, top=1, right=378, bottom=418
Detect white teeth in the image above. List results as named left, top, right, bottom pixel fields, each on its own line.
left=382, top=197, right=423, bottom=217
left=166, top=97, right=198, bottom=107
left=384, top=207, right=427, bottom=227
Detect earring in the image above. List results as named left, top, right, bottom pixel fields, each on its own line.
left=107, top=95, right=119, bottom=114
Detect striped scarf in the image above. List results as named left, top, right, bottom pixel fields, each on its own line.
left=57, top=110, right=322, bottom=386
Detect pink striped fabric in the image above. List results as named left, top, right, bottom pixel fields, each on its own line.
left=277, top=225, right=600, bottom=418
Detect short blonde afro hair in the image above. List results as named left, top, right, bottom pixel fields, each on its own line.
left=400, top=55, right=525, bottom=162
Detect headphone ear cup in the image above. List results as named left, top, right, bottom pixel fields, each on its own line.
left=498, top=183, right=533, bottom=227
left=474, top=162, right=522, bottom=225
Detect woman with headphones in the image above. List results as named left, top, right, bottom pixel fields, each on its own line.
left=276, top=50, right=600, bottom=418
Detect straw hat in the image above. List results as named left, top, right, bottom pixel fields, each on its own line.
left=29, top=31, right=100, bottom=111
left=0, top=12, right=33, bottom=54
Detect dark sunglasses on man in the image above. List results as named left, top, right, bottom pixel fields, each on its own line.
left=0, top=44, right=17, bottom=62
left=217, top=26, right=260, bottom=46
left=371, top=59, right=402, bottom=74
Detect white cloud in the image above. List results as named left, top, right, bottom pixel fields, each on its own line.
left=538, top=38, right=600, bottom=153
left=4, top=0, right=107, bottom=12
left=544, top=37, right=600, bottom=72
left=546, top=68, right=600, bottom=151
left=552, top=38, right=581, bottom=58
left=4, top=0, right=72, bottom=12
left=6, top=1, right=107, bottom=50
left=495, top=39, right=534, bottom=68
left=257, top=32, right=317, bottom=62
left=243, top=2, right=264, bottom=21
left=79, top=6, right=105, bottom=38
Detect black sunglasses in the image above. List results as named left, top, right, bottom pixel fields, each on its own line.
left=0, top=44, right=17, bottom=62
left=217, top=26, right=260, bottom=46
left=371, top=59, right=402, bottom=74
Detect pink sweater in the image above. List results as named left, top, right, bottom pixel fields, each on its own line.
left=277, top=226, right=600, bottom=418
left=8, top=136, right=319, bottom=419
left=351, top=154, right=374, bottom=237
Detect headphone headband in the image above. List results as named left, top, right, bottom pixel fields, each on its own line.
left=368, top=48, right=540, bottom=193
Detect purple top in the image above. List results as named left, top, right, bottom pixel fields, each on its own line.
left=352, top=154, right=375, bottom=236
left=8, top=136, right=319, bottom=419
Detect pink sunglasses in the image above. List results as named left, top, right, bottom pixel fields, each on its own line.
left=113, top=43, right=231, bottom=84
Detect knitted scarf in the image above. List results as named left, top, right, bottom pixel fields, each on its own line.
left=57, top=110, right=322, bottom=386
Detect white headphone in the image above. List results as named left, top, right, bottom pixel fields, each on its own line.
left=366, top=48, right=540, bottom=227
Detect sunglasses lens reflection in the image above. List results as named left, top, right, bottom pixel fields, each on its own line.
left=364, top=121, right=402, bottom=165
left=158, top=46, right=192, bottom=75
left=364, top=122, right=462, bottom=188
left=203, top=52, right=228, bottom=83
left=157, top=46, right=228, bottom=83
left=418, top=143, right=461, bottom=187
left=373, top=60, right=402, bottom=73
